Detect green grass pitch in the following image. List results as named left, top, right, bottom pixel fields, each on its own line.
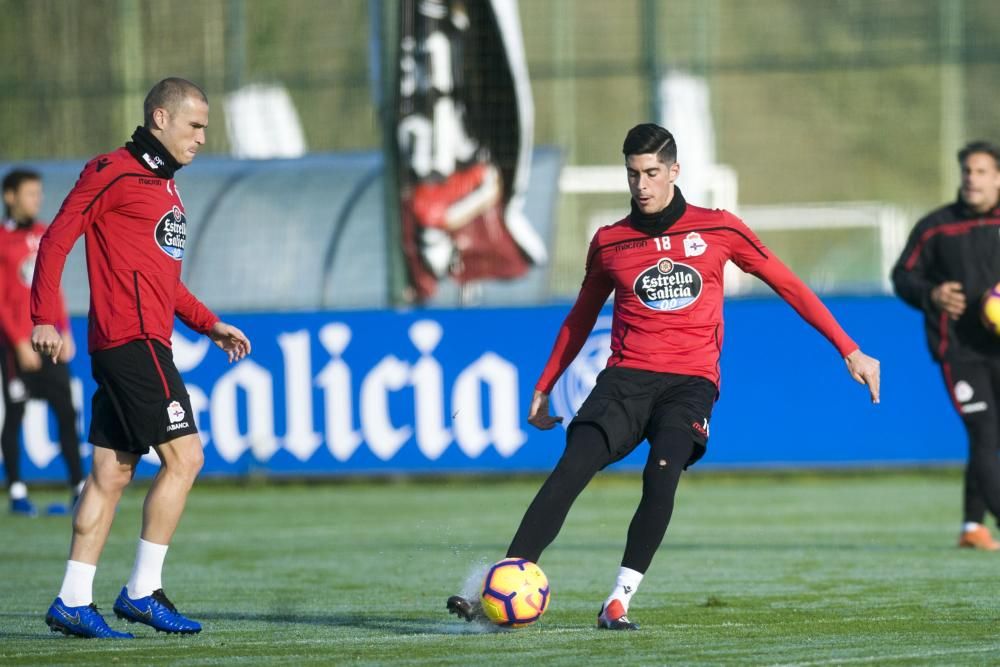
left=2, top=470, right=999, bottom=665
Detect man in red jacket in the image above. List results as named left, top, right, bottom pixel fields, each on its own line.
left=448, top=123, right=881, bottom=630
left=32, top=78, right=251, bottom=639
left=0, top=168, right=84, bottom=516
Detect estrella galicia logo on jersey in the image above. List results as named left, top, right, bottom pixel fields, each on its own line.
left=633, top=257, right=703, bottom=311
left=154, top=206, right=187, bottom=259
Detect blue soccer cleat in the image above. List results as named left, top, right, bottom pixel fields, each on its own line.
left=46, top=501, right=70, bottom=516
left=113, top=587, right=202, bottom=634
left=10, top=497, right=38, bottom=517
left=45, top=598, right=134, bottom=638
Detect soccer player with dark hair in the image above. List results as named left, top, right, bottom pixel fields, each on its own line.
left=0, top=168, right=84, bottom=516
left=892, top=140, right=1000, bottom=551
left=34, top=77, right=251, bottom=638
left=448, top=123, right=880, bottom=630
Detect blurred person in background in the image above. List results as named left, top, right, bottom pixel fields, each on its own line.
left=32, top=77, right=251, bottom=639
left=892, top=141, right=1000, bottom=552
left=0, top=168, right=84, bottom=516
left=448, top=123, right=881, bottom=630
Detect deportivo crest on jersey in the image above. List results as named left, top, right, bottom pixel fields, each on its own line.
left=954, top=380, right=974, bottom=403
left=154, top=206, right=187, bottom=260
left=683, top=231, right=707, bottom=257
left=633, top=257, right=703, bottom=311
left=18, top=255, right=35, bottom=287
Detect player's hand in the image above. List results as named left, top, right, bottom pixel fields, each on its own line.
left=57, top=332, right=75, bottom=364
left=931, top=281, right=966, bottom=320
left=30, top=324, right=63, bottom=363
left=845, top=348, right=880, bottom=404
left=208, top=321, right=251, bottom=363
left=14, top=340, right=42, bottom=372
left=527, top=390, right=564, bottom=430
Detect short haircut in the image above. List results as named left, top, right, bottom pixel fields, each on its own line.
left=143, top=77, right=208, bottom=128
left=958, top=140, right=1000, bottom=169
left=622, top=123, right=677, bottom=165
left=3, top=168, right=41, bottom=217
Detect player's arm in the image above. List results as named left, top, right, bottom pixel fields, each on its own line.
left=175, top=280, right=251, bottom=363
left=56, top=290, right=75, bottom=363
left=31, top=159, right=115, bottom=361
left=529, top=235, right=614, bottom=430
left=0, top=244, right=41, bottom=370
left=727, top=213, right=880, bottom=404
left=757, top=257, right=879, bottom=403
left=891, top=218, right=964, bottom=320
left=4, top=296, right=42, bottom=371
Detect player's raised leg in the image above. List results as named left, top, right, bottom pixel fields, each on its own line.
left=447, top=424, right=610, bottom=622
left=45, top=447, right=137, bottom=639
left=113, top=433, right=204, bottom=634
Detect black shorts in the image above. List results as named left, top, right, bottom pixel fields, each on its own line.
left=0, top=346, right=74, bottom=405
left=570, top=366, right=717, bottom=469
left=89, top=339, right=198, bottom=455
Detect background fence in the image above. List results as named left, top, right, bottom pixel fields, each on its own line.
left=3, top=0, right=1000, bottom=301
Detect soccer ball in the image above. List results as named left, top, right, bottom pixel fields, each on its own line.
left=480, top=558, right=551, bottom=627
left=982, top=283, right=1000, bottom=336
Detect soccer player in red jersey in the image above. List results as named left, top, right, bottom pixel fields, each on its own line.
left=0, top=169, right=84, bottom=516
left=448, top=123, right=880, bottom=630
left=892, top=141, right=1000, bottom=551
left=33, top=78, right=251, bottom=638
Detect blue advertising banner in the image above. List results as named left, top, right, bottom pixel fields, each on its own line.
left=3, top=297, right=964, bottom=482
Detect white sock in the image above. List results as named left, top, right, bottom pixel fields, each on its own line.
left=126, top=539, right=169, bottom=599
left=604, top=566, right=644, bottom=613
left=9, top=481, right=28, bottom=500
left=963, top=522, right=983, bottom=533
left=58, top=560, right=96, bottom=607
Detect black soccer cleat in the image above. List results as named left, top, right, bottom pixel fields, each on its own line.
left=597, top=600, right=640, bottom=631
left=447, top=595, right=484, bottom=622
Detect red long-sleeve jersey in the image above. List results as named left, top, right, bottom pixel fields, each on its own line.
left=0, top=220, right=69, bottom=347
left=536, top=202, right=858, bottom=393
left=31, top=147, right=218, bottom=353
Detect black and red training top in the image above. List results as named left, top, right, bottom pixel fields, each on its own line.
left=892, top=197, right=1000, bottom=362
left=0, top=220, right=69, bottom=347
left=536, top=196, right=858, bottom=394
left=31, top=146, right=218, bottom=353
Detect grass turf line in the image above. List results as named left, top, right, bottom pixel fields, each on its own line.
left=1, top=470, right=999, bottom=666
